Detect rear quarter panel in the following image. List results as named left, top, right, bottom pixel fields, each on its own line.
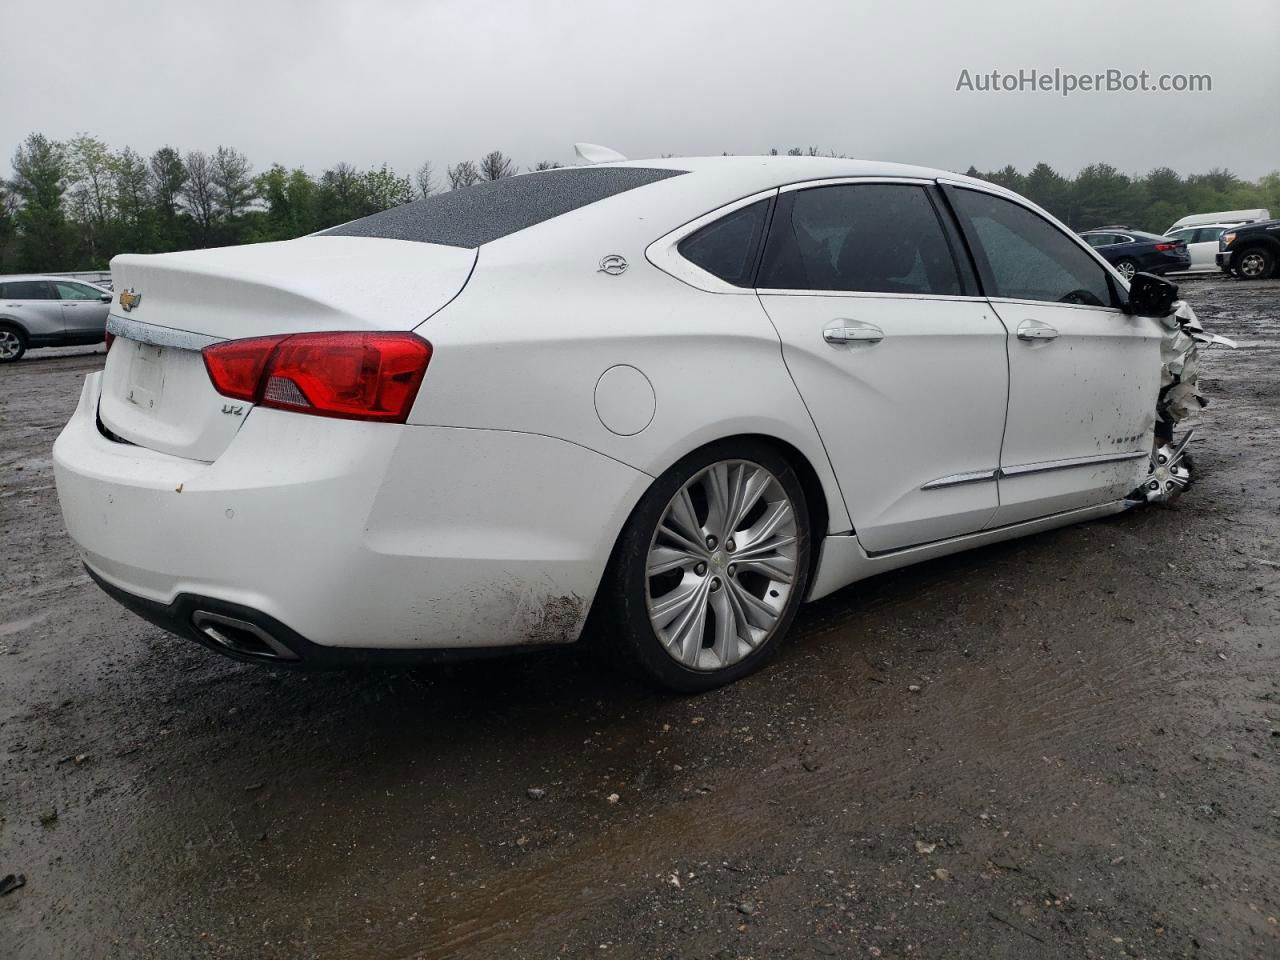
left=407, top=210, right=851, bottom=536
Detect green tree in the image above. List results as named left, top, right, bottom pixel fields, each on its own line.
left=9, top=133, right=73, bottom=271
left=211, top=146, right=255, bottom=220
left=1022, top=162, right=1071, bottom=223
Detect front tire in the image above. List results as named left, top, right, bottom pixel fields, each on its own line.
left=0, top=325, right=27, bottom=363
left=1236, top=247, right=1275, bottom=280
left=598, top=439, right=812, bottom=693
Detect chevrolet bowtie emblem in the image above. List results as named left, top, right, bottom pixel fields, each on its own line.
left=119, top=288, right=142, bottom=312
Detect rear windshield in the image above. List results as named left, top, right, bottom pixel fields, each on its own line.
left=320, top=166, right=685, bottom=248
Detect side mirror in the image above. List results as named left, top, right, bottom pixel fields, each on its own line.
left=100, top=293, right=112, bottom=302
left=1125, top=272, right=1178, bottom=316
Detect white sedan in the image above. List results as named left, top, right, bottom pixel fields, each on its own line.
left=54, top=156, right=1187, bottom=691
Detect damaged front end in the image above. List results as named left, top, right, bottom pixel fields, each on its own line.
left=1141, top=291, right=1237, bottom=503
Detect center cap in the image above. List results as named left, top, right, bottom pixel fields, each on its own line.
left=710, top=551, right=725, bottom=569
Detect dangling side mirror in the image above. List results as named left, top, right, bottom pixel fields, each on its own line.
left=1124, top=272, right=1178, bottom=317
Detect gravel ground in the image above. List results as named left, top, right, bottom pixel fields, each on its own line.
left=1, top=275, right=1278, bottom=959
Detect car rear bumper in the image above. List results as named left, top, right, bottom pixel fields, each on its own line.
left=54, top=372, right=650, bottom=656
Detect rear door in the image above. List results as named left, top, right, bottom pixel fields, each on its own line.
left=1, top=280, right=64, bottom=341
left=53, top=280, right=109, bottom=336
left=1189, top=227, right=1225, bottom=269
left=757, top=181, right=1009, bottom=552
left=944, top=185, right=1163, bottom=526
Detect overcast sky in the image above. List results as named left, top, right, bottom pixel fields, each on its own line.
left=3, top=0, right=1277, bottom=181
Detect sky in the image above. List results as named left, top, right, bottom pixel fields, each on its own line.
left=2, top=0, right=1277, bottom=182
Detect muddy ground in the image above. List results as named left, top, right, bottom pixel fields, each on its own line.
left=2, top=275, right=1278, bottom=960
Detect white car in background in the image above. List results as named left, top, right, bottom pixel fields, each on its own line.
left=1165, top=223, right=1233, bottom=272
left=54, top=156, right=1184, bottom=692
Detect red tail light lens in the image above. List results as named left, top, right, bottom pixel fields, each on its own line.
left=104, top=331, right=115, bottom=353
left=1155, top=242, right=1177, bottom=251
left=202, top=332, right=432, bottom=423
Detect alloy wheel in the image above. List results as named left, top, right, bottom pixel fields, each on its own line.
left=645, top=459, right=798, bottom=671
left=1239, top=252, right=1267, bottom=278
left=0, top=330, right=22, bottom=360
left=1116, top=260, right=1137, bottom=280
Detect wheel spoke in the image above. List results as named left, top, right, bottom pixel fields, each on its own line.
left=647, top=544, right=695, bottom=577
left=728, top=577, right=781, bottom=631
left=667, top=487, right=703, bottom=543
left=701, top=462, right=732, bottom=540
left=728, top=465, right=771, bottom=534
left=664, top=579, right=710, bottom=667
left=649, top=579, right=702, bottom=631
left=709, top=586, right=740, bottom=666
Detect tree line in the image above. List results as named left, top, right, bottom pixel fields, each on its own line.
left=1, top=133, right=1277, bottom=273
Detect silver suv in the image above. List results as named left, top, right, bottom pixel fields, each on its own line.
left=0, top=275, right=112, bottom=362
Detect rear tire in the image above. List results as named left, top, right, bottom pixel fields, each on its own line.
left=1115, top=259, right=1138, bottom=281
left=596, top=439, right=812, bottom=693
left=0, top=325, right=27, bottom=363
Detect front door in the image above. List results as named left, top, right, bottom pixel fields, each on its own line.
left=756, top=181, right=1009, bottom=553
left=944, top=186, right=1164, bottom=527
left=53, top=280, right=110, bottom=337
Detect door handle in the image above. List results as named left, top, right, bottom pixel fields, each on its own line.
left=1016, top=319, right=1059, bottom=341
left=823, top=320, right=884, bottom=345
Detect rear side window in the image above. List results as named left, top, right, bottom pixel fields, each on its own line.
left=950, top=189, right=1117, bottom=307
left=1193, top=227, right=1224, bottom=243
left=759, top=184, right=967, bottom=296
left=1, top=280, right=54, bottom=300
left=676, top=199, right=770, bottom=287
left=321, top=167, right=685, bottom=248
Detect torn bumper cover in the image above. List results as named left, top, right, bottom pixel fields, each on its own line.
left=1158, top=300, right=1237, bottom=426
left=1143, top=301, right=1236, bottom=502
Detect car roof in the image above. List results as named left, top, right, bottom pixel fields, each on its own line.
left=0, top=274, right=104, bottom=283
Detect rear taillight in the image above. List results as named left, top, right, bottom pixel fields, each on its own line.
left=104, top=331, right=115, bottom=352
left=1155, top=242, right=1177, bottom=251
left=202, top=332, right=432, bottom=423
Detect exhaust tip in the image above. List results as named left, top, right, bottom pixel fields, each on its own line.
left=192, top=610, right=299, bottom=662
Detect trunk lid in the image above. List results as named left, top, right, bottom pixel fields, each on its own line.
left=98, top=236, right=475, bottom=461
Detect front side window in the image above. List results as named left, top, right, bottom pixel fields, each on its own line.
left=1168, top=229, right=1195, bottom=243
left=1, top=280, right=55, bottom=300
left=676, top=199, right=770, bottom=287
left=759, top=184, right=967, bottom=296
left=950, top=189, right=1117, bottom=307
left=55, top=281, right=103, bottom=301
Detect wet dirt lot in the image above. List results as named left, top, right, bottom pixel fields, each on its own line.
left=2, top=275, right=1278, bottom=960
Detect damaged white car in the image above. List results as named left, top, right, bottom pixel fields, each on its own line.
left=52, top=156, right=1231, bottom=691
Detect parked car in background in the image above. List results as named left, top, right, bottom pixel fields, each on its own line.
left=1216, top=218, right=1280, bottom=279
left=1165, top=223, right=1233, bottom=272
left=0, top=275, right=112, bottom=362
left=1166, top=208, right=1270, bottom=236
left=1078, top=228, right=1190, bottom=279
left=54, top=156, right=1192, bottom=692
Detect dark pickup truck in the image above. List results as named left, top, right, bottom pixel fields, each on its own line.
left=1216, top=219, right=1280, bottom=279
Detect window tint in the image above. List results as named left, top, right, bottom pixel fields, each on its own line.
left=1193, top=227, right=1224, bottom=243
left=759, top=184, right=965, bottom=295
left=1, top=280, right=54, bottom=300
left=1083, top=233, right=1113, bottom=247
left=676, top=199, right=770, bottom=287
left=321, top=166, right=685, bottom=248
left=55, top=281, right=102, bottom=300
left=1168, top=229, right=1194, bottom=242
left=951, top=189, right=1116, bottom=307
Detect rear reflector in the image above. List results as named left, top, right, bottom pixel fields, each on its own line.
left=202, top=332, right=432, bottom=423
